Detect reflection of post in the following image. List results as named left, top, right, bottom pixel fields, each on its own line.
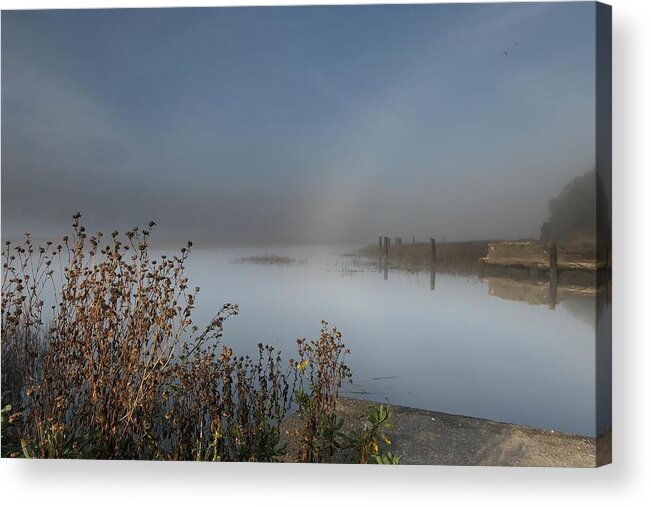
left=547, top=239, right=558, bottom=310
left=548, top=277, right=558, bottom=310
left=430, top=266, right=436, bottom=290
left=383, top=263, right=388, bottom=281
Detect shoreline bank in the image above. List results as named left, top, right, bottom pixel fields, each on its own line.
left=282, top=397, right=611, bottom=467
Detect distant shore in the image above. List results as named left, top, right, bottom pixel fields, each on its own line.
left=360, top=240, right=491, bottom=275
left=360, top=239, right=599, bottom=283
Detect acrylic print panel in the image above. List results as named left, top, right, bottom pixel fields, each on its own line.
left=0, top=2, right=611, bottom=466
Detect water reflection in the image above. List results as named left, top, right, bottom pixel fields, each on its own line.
left=177, top=245, right=603, bottom=437
left=483, top=274, right=605, bottom=335
left=377, top=253, right=437, bottom=290
left=484, top=273, right=603, bottom=305
left=549, top=276, right=558, bottom=310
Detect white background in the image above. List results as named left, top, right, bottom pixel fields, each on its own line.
left=0, top=0, right=649, bottom=505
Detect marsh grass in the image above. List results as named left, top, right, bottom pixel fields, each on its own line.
left=235, top=255, right=304, bottom=266
left=361, top=241, right=490, bottom=275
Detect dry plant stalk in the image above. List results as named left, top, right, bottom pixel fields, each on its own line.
left=292, top=322, right=352, bottom=463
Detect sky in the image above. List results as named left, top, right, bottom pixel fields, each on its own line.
left=1, top=3, right=597, bottom=243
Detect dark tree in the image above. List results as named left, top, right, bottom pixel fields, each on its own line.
left=540, top=169, right=596, bottom=241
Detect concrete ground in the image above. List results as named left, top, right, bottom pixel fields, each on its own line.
left=283, top=397, right=611, bottom=467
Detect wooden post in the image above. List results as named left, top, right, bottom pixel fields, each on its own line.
left=383, top=236, right=390, bottom=261
left=430, top=238, right=436, bottom=267
left=378, top=234, right=383, bottom=252
left=548, top=239, right=558, bottom=282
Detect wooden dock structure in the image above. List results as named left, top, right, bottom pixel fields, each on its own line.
left=479, top=241, right=601, bottom=273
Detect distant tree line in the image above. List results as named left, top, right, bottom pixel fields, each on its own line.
left=540, top=169, right=597, bottom=242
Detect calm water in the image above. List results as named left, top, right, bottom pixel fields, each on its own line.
left=172, top=244, right=607, bottom=437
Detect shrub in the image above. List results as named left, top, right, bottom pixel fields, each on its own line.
left=1, top=214, right=398, bottom=463
left=1, top=215, right=286, bottom=460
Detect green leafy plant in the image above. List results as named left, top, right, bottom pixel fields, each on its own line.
left=341, top=404, right=400, bottom=464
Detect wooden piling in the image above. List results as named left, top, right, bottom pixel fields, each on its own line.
left=430, top=238, right=436, bottom=266
left=378, top=234, right=383, bottom=252
left=548, top=240, right=558, bottom=281
left=383, top=236, right=390, bottom=260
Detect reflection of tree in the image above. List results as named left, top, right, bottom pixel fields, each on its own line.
left=540, top=169, right=596, bottom=242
